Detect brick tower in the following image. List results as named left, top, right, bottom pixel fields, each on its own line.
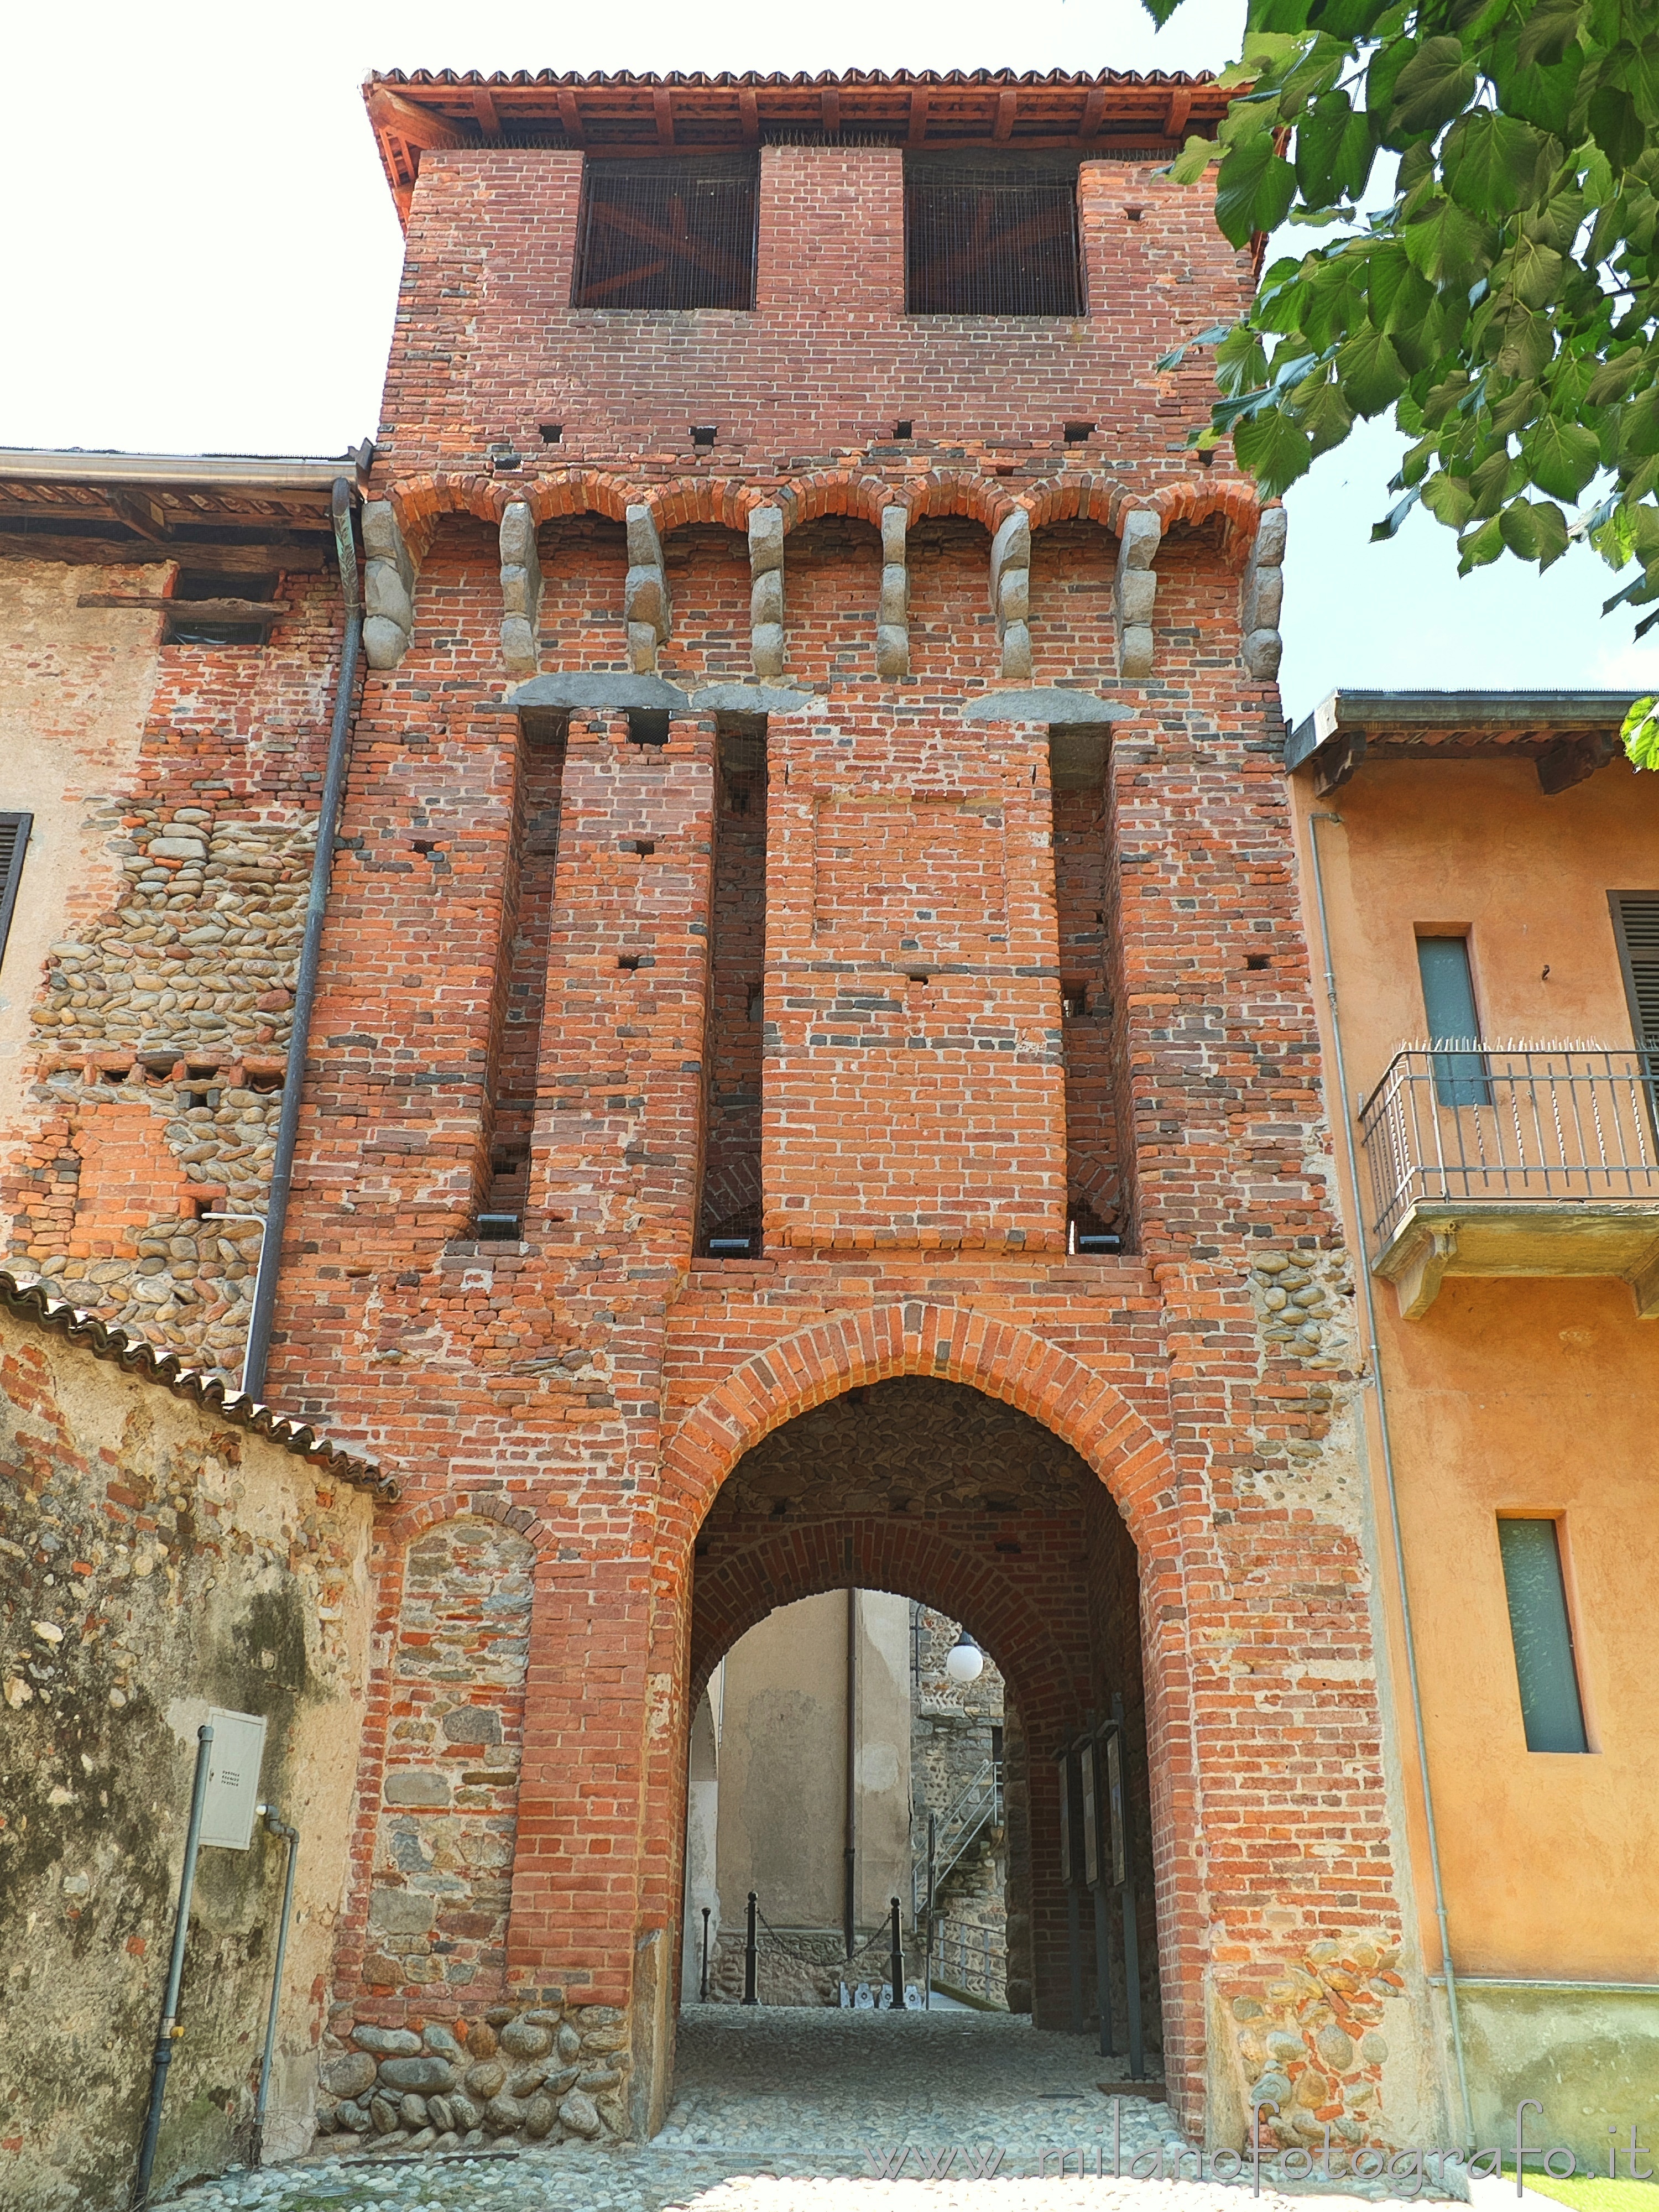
left=5, top=68, right=1437, bottom=2158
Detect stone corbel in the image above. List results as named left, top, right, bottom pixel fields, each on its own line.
left=749, top=505, right=785, bottom=679
left=498, top=502, right=543, bottom=679
left=1240, top=507, right=1287, bottom=680
left=1114, top=510, right=1161, bottom=681
left=989, top=510, right=1032, bottom=681
left=624, top=504, right=671, bottom=675
left=877, top=505, right=909, bottom=679
left=362, top=502, right=418, bottom=671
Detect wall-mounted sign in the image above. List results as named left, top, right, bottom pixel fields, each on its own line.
left=1079, top=1740, right=1100, bottom=1890
left=1057, top=1752, right=1073, bottom=1886
left=1105, top=1727, right=1126, bottom=1888
left=200, top=1709, right=268, bottom=1850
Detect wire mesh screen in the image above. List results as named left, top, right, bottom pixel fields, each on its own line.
left=572, top=155, right=759, bottom=310
left=905, top=153, right=1084, bottom=316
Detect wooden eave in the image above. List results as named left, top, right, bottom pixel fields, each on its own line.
left=1285, top=690, right=1640, bottom=800
left=364, top=67, right=1233, bottom=226
left=0, top=477, right=340, bottom=564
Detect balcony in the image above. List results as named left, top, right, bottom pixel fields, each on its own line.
left=1359, top=1047, right=1659, bottom=1317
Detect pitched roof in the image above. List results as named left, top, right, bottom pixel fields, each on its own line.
left=364, top=66, right=1232, bottom=220
left=0, top=1267, right=394, bottom=1499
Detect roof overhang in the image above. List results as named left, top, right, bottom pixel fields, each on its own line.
left=0, top=446, right=366, bottom=567
left=364, top=67, right=1233, bottom=225
left=1285, top=690, right=1639, bottom=800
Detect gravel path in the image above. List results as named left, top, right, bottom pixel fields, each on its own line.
left=161, top=2008, right=1432, bottom=2212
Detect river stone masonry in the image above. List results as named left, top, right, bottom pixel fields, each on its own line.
left=315, top=2004, right=633, bottom=2153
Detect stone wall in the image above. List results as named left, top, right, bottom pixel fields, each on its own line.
left=910, top=1603, right=1006, bottom=1968
left=1, top=555, right=342, bottom=1381
left=0, top=1282, right=378, bottom=2211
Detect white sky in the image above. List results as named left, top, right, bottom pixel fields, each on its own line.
left=7, top=0, right=1656, bottom=723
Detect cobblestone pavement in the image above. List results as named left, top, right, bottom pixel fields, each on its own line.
left=163, top=2008, right=1425, bottom=2212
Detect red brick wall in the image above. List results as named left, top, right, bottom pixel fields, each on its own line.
left=1, top=127, right=1425, bottom=2153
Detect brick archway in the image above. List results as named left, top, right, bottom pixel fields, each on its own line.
left=652, top=1311, right=1205, bottom=2116
left=688, top=1516, right=1084, bottom=1739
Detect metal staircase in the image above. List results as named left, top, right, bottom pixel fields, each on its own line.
left=911, top=1756, right=1003, bottom=1925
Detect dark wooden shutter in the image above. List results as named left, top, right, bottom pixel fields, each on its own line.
left=1610, top=893, right=1659, bottom=1051
left=0, top=812, right=31, bottom=972
left=571, top=156, right=758, bottom=310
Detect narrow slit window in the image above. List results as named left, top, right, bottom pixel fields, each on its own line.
left=572, top=156, right=758, bottom=311
left=1496, top=1517, right=1589, bottom=1753
left=905, top=153, right=1084, bottom=317
left=1416, top=935, right=1491, bottom=1107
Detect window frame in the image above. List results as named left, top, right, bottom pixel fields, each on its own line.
left=1495, top=1512, right=1593, bottom=1755
left=902, top=151, right=1087, bottom=320
left=1415, top=930, right=1492, bottom=1108
left=570, top=153, right=760, bottom=314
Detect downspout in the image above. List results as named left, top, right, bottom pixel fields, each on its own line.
left=843, top=1586, right=858, bottom=1961
left=1307, top=812, right=1474, bottom=2150
left=241, top=478, right=362, bottom=1399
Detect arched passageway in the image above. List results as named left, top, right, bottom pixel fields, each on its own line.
left=677, top=1378, right=1164, bottom=2053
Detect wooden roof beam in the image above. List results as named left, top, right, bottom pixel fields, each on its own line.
left=367, top=86, right=476, bottom=153
left=1164, top=88, right=1193, bottom=138
left=1078, top=86, right=1107, bottom=139
left=908, top=87, right=930, bottom=143
left=557, top=88, right=586, bottom=144
left=821, top=86, right=841, bottom=139
left=655, top=87, right=675, bottom=145
left=472, top=87, right=502, bottom=138
left=993, top=89, right=1018, bottom=143
left=739, top=87, right=758, bottom=145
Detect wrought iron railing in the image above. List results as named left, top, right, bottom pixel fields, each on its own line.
left=911, top=1756, right=1003, bottom=1923
left=928, top=1914, right=1008, bottom=2007
left=1359, top=1045, right=1659, bottom=1250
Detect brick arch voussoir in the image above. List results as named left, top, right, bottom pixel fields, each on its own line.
left=1151, top=479, right=1271, bottom=570
left=649, top=478, right=754, bottom=537
left=1023, top=474, right=1147, bottom=535
left=898, top=472, right=1014, bottom=534
left=380, top=1489, right=552, bottom=1558
left=661, top=1303, right=1178, bottom=1563
left=774, top=472, right=895, bottom=532
left=688, top=1521, right=1084, bottom=1738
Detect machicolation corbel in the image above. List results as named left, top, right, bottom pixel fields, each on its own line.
left=1114, top=509, right=1161, bottom=681
left=1239, top=507, right=1287, bottom=681
left=749, top=505, right=785, bottom=679
left=498, top=502, right=544, bottom=679
left=989, top=510, right=1032, bottom=681
left=624, top=505, right=671, bottom=675
left=362, top=502, right=418, bottom=671
left=877, top=505, right=909, bottom=679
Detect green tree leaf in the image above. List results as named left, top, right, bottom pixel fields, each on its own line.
left=1442, top=109, right=1547, bottom=214
left=1621, top=696, right=1659, bottom=770
left=1169, top=135, right=1223, bottom=184
left=1521, top=415, right=1602, bottom=497
left=1233, top=407, right=1318, bottom=493
left=1588, top=84, right=1644, bottom=169
left=1516, top=0, right=1585, bottom=71
left=1390, top=35, right=1479, bottom=134
left=1402, top=196, right=1499, bottom=285
left=1337, top=324, right=1412, bottom=411
left=1215, top=136, right=1300, bottom=246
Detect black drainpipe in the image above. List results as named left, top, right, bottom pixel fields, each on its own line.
left=241, top=477, right=362, bottom=1399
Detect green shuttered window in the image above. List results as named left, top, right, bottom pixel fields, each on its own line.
left=1496, top=1517, right=1589, bottom=1754
left=0, top=812, right=31, bottom=973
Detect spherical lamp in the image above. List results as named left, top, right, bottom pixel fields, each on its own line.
left=944, top=1627, right=984, bottom=1685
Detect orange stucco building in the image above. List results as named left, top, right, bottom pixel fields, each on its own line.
left=1286, top=692, right=1659, bottom=2152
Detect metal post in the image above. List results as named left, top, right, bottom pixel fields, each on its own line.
left=742, top=1891, right=759, bottom=2005
left=843, top=1588, right=858, bottom=1962
left=1067, top=1881, right=1084, bottom=2034
left=1093, top=1882, right=1114, bottom=2057
left=889, top=1896, right=904, bottom=2010
left=1112, top=1695, right=1143, bottom=2079
left=925, top=1812, right=936, bottom=2011
left=700, top=1905, right=711, bottom=2003
left=251, top=1807, right=299, bottom=2167
left=133, top=1724, right=213, bottom=2210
